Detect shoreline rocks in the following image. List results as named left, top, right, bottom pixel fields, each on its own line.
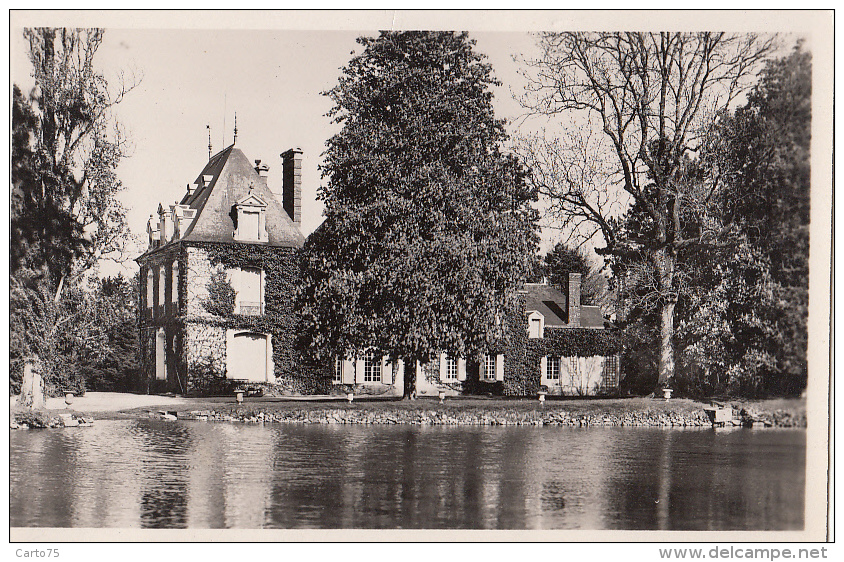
left=10, top=410, right=95, bottom=429
left=10, top=404, right=806, bottom=430
left=183, top=407, right=806, bottom=428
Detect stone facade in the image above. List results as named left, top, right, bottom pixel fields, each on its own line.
left=184, top=322, right=226, bottom=390
left=185, top=246, right=219, bottom=320
left=136, top=145, right=309, bottom=395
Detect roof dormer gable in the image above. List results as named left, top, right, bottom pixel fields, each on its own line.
left=233, top=188, right=269, bottom=243
left=235, top=192, right=268, bottom=208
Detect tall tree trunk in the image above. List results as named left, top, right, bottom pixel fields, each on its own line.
left=655, top=247, right=676, bottom=387
left=658, top=300, right=676, bottom=387
left=402, top=356, right=417, bottom=399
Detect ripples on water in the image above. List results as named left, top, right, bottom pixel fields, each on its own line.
left=10, top=420, right=805, bottom=530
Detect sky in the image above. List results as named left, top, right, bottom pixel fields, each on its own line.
left=11, top=21, right=552, bottom=277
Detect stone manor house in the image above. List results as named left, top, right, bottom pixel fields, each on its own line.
left=137, top=145, right=622, bottom=396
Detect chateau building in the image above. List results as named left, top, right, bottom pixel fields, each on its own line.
left=136, top=144, right=307, bottom=393
left=137, top=145, right=621, bottom=396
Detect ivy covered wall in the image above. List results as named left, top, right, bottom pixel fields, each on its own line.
left=184, top=242, right=331, bottom=395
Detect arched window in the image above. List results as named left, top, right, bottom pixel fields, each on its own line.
left=158, top=267, right=166, bottom=308
left=171, top=261, right=180, bottom=308
left=146, top=269, right=154, bottom=311
left=155, top=329, right=167, bottom=381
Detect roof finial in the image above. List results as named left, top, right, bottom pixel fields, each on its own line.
left=233, top=112, right=238, bottom=145
left=206, top=124, right=212, bottom=159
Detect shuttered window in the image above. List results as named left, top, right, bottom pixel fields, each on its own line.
left=444, top=356, right=458, bottom=381
left=547, top=356, right=560, bottom=380
left=146, top=270, right=154, bottom=310
left=529, top=318, right=542, bottom=338
left=483, top=354, right=496, bottom=380
left=364, top=351, right=381, bottom=382
left=333, top=358, right=343, bottom=383
left=238, top=267, right=263, bottom=315
left=240, top=211, right=260, bottom=242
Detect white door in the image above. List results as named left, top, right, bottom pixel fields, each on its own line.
left=227, top=332, right=268, bottom=382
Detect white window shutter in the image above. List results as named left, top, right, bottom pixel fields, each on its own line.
left=439, top=352, right=447, bottom=382
left=457, top=358, right=466, bottom=381
left=342, top=359, right=355, bottom=384
left=146, top=271, right=154, bottom=308
left=540, top=356, right=548, bottom=386
left=158, top=268, right=166, bottom=307
left=355, top=356, right=365, bottom=384
left=266, top=334, right=275, bottom=383
left=226, top=268, right=240, bottom=310
left=381, top=357, right=393, bottom=385
left=260, top=269, right=266, bottom=314
left=495, top=354, right=504, bottom=381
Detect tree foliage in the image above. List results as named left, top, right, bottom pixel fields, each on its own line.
left=672, top=44, right=811, bottom=397
left=11, top=28, right=137, bottom=286
left=10, top=273, right=138, bottom=396
left=80, top=274, right=140, bottom=392
left=519, top=32, right=778, bottom=387
left=540, top=243, right=611, bottom=312
left=300, top=32, right=539, bottom=396
left=10, top=28, right=139, bottom=397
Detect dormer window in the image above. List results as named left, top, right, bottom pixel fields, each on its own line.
left=527, top=311, right=545, bottom=339
left=233, top=190, right=268, bottom=243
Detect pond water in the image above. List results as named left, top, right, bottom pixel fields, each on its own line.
left=10, top=420, right=805, bottom=530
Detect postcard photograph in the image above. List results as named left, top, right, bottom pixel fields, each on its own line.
left=7, top=9, right=833, bottom=546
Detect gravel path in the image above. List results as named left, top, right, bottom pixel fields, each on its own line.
left=10, top=392, right=190, bottom=412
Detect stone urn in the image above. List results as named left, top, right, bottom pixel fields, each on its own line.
left=438, top=390, right=446, bottom=404
left=662, top=388, right=673, bottom=401
left=346, top=392, right=354, bottom=403
left=65, top=393, right=75, bottom=407
left=235, top=391, right=244, bottom=404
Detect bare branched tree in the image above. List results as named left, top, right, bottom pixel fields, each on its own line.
left=518, top=32, right=777, bottom=386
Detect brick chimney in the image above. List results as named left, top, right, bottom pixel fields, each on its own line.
left=567, top=272, right=581, bottom=327
left=280, top=148, right=302, bottom=227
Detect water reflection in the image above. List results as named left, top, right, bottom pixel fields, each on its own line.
left=10, top=421, right=805, bottom=530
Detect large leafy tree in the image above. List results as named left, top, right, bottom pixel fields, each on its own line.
left=11, top=28, right=137, bottom=399
left=300, top=31, right=538, bottom=397
left=674, top=44, right=811, bottom=396
left=519, top=32, right=777, bottom=387
left=11, top=28, right=136, bottom=292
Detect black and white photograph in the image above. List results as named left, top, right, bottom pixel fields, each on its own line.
left=7, top=9, right=832, bottom=547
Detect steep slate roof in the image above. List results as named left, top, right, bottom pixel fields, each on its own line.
left=179, top=145, right=304, bottom=248
left=523, top=283, right=607, bottom=329
left=580, top=306, right=607, bottom=329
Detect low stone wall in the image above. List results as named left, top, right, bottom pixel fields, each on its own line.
left=186, top=406, right=806, bottom=428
